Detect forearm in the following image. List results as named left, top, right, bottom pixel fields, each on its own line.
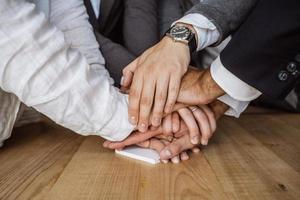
left=0, top=0, right=134, bottom=141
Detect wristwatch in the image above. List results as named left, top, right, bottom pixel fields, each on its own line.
left=165, top=25, right=197, bottom=54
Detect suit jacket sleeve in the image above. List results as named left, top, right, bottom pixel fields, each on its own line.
left=185, top=0, right=258, bottom=44
left=220, top=0, right=300, bottom=99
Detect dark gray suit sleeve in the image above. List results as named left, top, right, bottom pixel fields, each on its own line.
left=185, top=0, right=258, bottom=44
left=95, top=32, right=136, bottom=86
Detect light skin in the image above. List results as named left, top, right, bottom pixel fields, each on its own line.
left=122, top=66, right=225, bottom=145
left=116, top=22, right=229, bottom=162
left=104, top=100, right=228, bottom=163
left=122, top=35, right=225, bottom=133
left=121, top=22, right=198, bottom=132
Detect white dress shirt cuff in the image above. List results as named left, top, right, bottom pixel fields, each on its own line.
left=175, top=14, right=220, bottom=51
left=217, top=95, right=249, bottom=118
left=211, top=56, right=262, bottom=101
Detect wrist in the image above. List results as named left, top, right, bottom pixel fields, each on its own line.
left=209, top=100, right=229, bottom=119
left=162, top=36, right=190, bottom=71
left=199, top=69, right=225, bottom=103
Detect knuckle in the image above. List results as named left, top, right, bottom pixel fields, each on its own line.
left=140, top=96, right=152, bottom=106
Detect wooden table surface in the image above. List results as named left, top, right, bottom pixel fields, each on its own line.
left=0, top=113, right=300, bottom=200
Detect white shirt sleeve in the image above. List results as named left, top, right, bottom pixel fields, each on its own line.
left=0, top=0, right=134, bottom=141
left=175, top=14, right=220, bottom=51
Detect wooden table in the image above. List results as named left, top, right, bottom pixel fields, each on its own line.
left=0, top=113, right=299, bottom=200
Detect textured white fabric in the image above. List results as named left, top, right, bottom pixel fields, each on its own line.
left=0, top=0, right=134, bottom=143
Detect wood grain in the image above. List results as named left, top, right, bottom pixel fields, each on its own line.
left=0, top=114, right=299, bottom=200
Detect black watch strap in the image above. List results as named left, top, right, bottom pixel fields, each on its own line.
left=188, top=33, right=197, bottom=54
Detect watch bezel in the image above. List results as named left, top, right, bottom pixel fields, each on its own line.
left=166, top=25, right=192, bottom=44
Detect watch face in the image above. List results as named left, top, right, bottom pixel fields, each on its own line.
left=170, top=26, right=191, bottom=40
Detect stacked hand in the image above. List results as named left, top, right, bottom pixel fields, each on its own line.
left=104, top=35, right=228, bottom=163
left=104, top=100, right=228, bottom=163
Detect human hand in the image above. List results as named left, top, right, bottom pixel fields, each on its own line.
left=121, top=36, right=191, bottom=132
left=103, top=112, right=178, bottom=150
left=160, top=100, right=229, bottom=160
left=104, top=101, right=228, bottom=155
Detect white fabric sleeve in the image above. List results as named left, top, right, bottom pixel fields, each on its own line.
left=211, top=56, right=262, bottom=101
left=0, top=0, right=134, bottom=141
left=175, top=14, right=220, bottom=51
left=217, top=95, right=250, bottom=118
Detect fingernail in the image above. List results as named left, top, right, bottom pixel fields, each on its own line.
left=162, top=160, right=169, bottom=164
left=172, top=157, right=180, bottom=164
left=120, top=76, right=125, bottom=86
left=139, top=123, right=147, bottom=132
left=192, top=148, right=200, bottom=153
left=181, top=154, right=189, bottom=160
left=130, top=116, right=137, bottom=125
left=191, top=136, right=199, bottom=145
left=201, top=139, right=208, bottom=146
left=161, top=149, right=172, bottom=158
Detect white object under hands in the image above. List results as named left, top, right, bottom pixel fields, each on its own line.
left=115, top=146, right=161, bottom=164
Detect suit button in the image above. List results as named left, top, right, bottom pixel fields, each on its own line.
left=295, top=54, right=300, bottom=63
left=278, top=70, right=289, bottom=81
left=287, top=62, right=297, bottom=73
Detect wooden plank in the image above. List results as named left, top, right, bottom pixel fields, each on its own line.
left=203, top=116, right=300, bottom=200
left=236, top=115, right=300, bottom=172
left=0, top=123, right=84, bottom=200
left=46, top=136, right=228, bottom=200
left=1, top=114, right=299, bottom=200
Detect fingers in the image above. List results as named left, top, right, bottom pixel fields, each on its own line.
left=128, top=73, right=143, bottom=125
left=150, top=76, right=169, bottom=126
left=177, top=108, right=200, bottom=145
left=171, top=155, right=180, bottom=164
left=138, top=138, right=169, bottom=163
left=160, top=134, right=194, bottom=160
left=172, top=112, right=180, bottom=133
left=164, top=74, right=181, bottom=114
left=121, top=58, right=138, bottom=88
left=162, top=114, right=173, bottom=137
left=180, top=152, right=189, bottom=161
left=191, top=147, right=201, bottom=153
left=199, top=105, right=217, bottom=133
left=104, top=127, right=162, bottom=150
left=174, top=120, right=188, bottom=138
left=190, top=106, right=211, bottom=146
left=138, top=79, right=156, bottom=132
